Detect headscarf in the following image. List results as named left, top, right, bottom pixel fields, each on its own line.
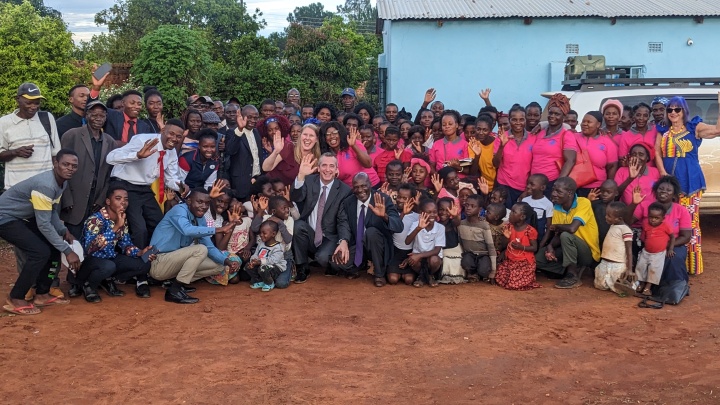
left=601, top=99, right=623, bottom=116
left=411, top=158, right=431, bottom=173
left=546, top=93, right=571, bottom=115
left=651, top=97, right=670, bottom=107
left=585, top=111, right=604, bottom=124
left=458, top=182, right=477, bottom=194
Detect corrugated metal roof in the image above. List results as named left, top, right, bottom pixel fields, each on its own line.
left=377, top=0, right=720, bottom=20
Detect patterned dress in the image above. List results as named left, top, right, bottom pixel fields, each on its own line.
left=495, top=225, right=541, bottom=290
left=658, top=116, right=704, bottom=275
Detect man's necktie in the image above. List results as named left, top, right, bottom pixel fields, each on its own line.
left=314, top=185, right=327, bottom=247
left=354, top=204, right=366, bottom=267
left=158, top=150, right=166, bottom=202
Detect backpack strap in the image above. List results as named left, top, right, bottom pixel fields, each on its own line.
left=37, top=111, right=54, bottom=148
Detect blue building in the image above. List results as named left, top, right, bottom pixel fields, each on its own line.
left=377, top=0, right=720, bottom=114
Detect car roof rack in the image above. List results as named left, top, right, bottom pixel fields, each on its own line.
left=562, top=74, right=720, bottom=91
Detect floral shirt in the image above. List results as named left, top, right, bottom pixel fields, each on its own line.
left=82, top=207, right=140, bottom=259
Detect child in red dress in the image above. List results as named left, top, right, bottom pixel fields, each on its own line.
left=495, top=202, right=541, bottom=290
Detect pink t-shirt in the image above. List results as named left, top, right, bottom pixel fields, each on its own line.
left=337, top=141, right=381, bottom=186
left=633, top=201, right=691, bottom=236
left=366, top=144, right=383, bottom=164
left=496, top=133, right=535, bottom=191
left=575, top=133, right=618, bottom=188
left=613, top=166, right=660, bottom=205
left=438, top=188, right=460, bottom=207
left=531, top=128, right=577, bottom=181
left=617, top=127, right=659, bottom=165
left=429, top=136, right=469, bottom=171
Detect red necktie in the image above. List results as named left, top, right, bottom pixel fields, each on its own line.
left=158, top=150, right=166, bottom=202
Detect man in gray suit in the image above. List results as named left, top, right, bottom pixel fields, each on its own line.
left=291, top=152, right=352, bottom=283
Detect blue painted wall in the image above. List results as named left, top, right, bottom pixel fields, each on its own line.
left=380, top=17, right=720, bottom=115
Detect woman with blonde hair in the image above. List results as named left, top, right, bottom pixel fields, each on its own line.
left=262, top=123, right=321, bottom=185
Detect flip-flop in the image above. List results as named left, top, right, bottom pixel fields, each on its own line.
left=33, top=296, right=70, bottom=307
left=555, top=276, right=582, bottom=289
left=3, top=304, right=41, bottom=315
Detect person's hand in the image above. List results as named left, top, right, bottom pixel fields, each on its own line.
left=423, top=127, right=432, bottom=142
left=402, top=197, right=415, bottom=216
left=632, top=185, right=646, bottom=205
left=157, top=112, right=165, bottom=131
left=548, top=224, right=557, bottom=232
left=394, top=148, right=403, bottom=160
left=448, top=158, right=461, bottom=170
left=379, top=182, right=392, bottom=196
left=273, top=132, right=284, bottom=152
left=368, top=192, right=386, bottom=218
left=530, top=123, right=542, bottom=135
left=479, top=88, right=492, bottom=101
left=225, top=259, right=241, bottom=271
left=628, top=157, right=641, bottom=179
left=63, top=230, right=76, bottom=244
left=510, top=241, right=525, bottom=250
left=622, top=269, right=637, bottom=284
left=91, top=68, right=109, bottom=89
left=176, top=182, right=190, bottom=199
left=333, top=240, right=350, bottom=265
left=12, top=145, right=34, bottom=159
left=502, top=223, right=512, bottom=239
left=250, top=195, right=260, bottom=214
left=282, top=185, right=291, bottom=201
left=165, top=188, right=177, bottom=201
left=209, top=179, right=228, bottom=199
left=240, top=247, right=252, bottom=261
left=587, top=188, right=600, bottom=201
left=398, top=258, right=409, bottom=269
left=418, top=211, right=430, bottom=229
left=246, top=258, right=260, bottom=269
left=477, top=177, right=489, bottom=195
left=228, top=204, right=242, bottom=222
left=618, top=155, right=628, bottom=167
left=258, top=195, right=269, bottom=212
left=406, top=253, right=421, bottom=268
left=236, top=113, right=247, bottom=129
left=136, top=138, right=159, bottom=159
left=544, top=248, right=557, bottom=262
left=114, top=209, right=126, bottom=231
left=66, top=251, right=81, bottom=272
left=401, top=166, right=412, bottom=183
left=469, top=139, right=482, bottom=156
left=448, top=201, right=459, bottom=218
left=667, top=248, right=675, bottom=258
left=297, top=154, right=317, bottom=180
left=138, top=245, right=154, bottom=257
left=218, top=220, right=238, bottom=235
left=487, top=277, right=496, bottom=286
left=423, top=88, right=436, bottom=105
left=218, top=136, right=225, bottom=152
left=262, top=137, right=273, bottom=153
left=431, top=173, right=443, bottom=192
left=347, top=127, right=359, bottom=146
left=498, top=126, right=508, bottom=146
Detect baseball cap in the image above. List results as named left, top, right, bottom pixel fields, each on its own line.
left=199, top=96, right=213, bottom=104
left=85, top=99, right=107, bottom=112
left=202, top=111, right=221, bottom=124
left=341, top=88, right=356, bottom=98
left=17, top=83, right=45, bottom=100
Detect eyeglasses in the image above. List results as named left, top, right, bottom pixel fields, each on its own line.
left=667, top=107, right=683, bottom=114
left=326, top=131, right=339, bottom=136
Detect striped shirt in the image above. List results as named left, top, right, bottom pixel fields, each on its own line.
left=0, top=111, right=61, bottom=189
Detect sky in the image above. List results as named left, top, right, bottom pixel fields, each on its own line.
left=44, top=0, right=352, bottom=42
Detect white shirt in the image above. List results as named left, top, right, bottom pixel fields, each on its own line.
left=0, top=111, right=60, bottom=189
left=106, top=133, right=181, bottom=190
left=522, top=195, right=554, bottom=220
left=394, top=211, right=419, bottom=250
left=295, top=177, right=334, bottom=232
left=235, top=127, right=260, bottom=177
left=356, top=196, right=371, bottom=233
left=409, top=221, right=446, bottom=258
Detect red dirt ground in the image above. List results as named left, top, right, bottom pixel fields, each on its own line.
left=1, top=218, right=720, bottom=404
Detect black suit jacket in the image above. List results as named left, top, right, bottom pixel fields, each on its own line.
left=343, top=191, right=403, bottom=264
left=104, top=109, right=152, bottom=141
left=291, top=175, right=352, bottom=244
left=225, top=127, right=265, bottom=200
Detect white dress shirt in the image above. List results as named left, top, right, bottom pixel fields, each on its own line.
left=356, top=196, right=371, bottom=233
left=295, top=176, right=334, bottom=232
left=106, top=133, right=181, bottom=190
left=235, top=127, right=260, bottom=176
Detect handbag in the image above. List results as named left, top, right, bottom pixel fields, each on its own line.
left=555, top=147, right=598, bottom=188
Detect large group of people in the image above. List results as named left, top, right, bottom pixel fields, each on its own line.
left=1, top=69, right=719, bottom=315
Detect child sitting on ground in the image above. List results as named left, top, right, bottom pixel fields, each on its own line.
left=270, top=178, right=300, bottom=220
left=388, top=183, right=420, bottom=285
left=250, top=196, right=294, bottom=288
left=404, top=199, right=445, bottom=288
left=587, top=179, right=619, bottom=247
left=458, top=194, right=497, bottom=283
left=246, top=220, right=287, bottom=292
left=635, top=202, right=675, bottom=296
left=593, top=202, right=633, bottom=293
left=495, top=202, right=541, bottom=290
left=521, top=174, right=553, bottom=241
left=436, top=197, right=464, bottom=284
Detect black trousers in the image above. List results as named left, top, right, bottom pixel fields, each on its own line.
left=347, top=227, right=387, bottom=277
left=292, top=219, right=340, bottom=271
left=76, top=255, right=150, bottom=288
left=461, top=252, right=492, bottom=279
left=112, top=179, right=163, bottom=247
left=0, top=219, right=60, bottom=300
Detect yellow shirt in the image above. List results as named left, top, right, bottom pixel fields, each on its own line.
left=551, top=196, right=601, bottom=261
left=469, top=137, right=500, bottom=191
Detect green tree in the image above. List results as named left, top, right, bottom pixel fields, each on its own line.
left=287, top=2, right=335, bottom=28
left=0, top=1, right=82, bottom=115
left=131, top=25, right=214, bottom=116
left=0, top=0, right=60, bottom=19
left=336, top=0, right=376, bottom=28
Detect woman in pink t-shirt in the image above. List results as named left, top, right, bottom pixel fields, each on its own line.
left=429, top=110, right=469, bottom=175
left=319, top=121, right=380, bottom=187
left=575, top=111, right=618, bottom=197
left=494, top=106, right=535, bottom=205
left=614, top=142, right=660, bottom=205
left=530, top=94, right=577, bottom=198
left=617, top=103, right=663, bottom=168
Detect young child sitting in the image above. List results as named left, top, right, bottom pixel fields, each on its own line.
left=521, top=174, right=553, bottom=241
left=270, top=178, right=300, bottom=220
left=587, top=179, right=619, bottom=247
left=485, top=203, right=510, bottom=261
left=635, top=202, right=675, bottom=296
left=250, top=196, right=294, bottom=289
left=436, top=197, right=464, bottom=284
left=458, top=194, right=497, bottom=283
left=245, top=220, right=287, bottom=292
left=388, top=183, right=420, bottom=285
left=593, top=202, right=633, bottom=293
left=374, top=126, right=412, bottom=183
left=404, top=199, right=445, bottom=288
left=495, top=202, right=541, bottom=290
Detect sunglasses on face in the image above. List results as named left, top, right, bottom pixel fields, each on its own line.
left=667, top=107, right=683, bottom=113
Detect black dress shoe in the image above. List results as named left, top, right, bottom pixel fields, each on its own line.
left=68, top=284, right=82, bottom=298
left=135, top=283, right=151, bottom=298
left=324, top=268, right=337, bottom=277
left=294, top=271, right=308, bottom=284
left=100, top=279, right=125, bottom=297
left=83, top=284, right=102, bottom=303
left=164, top=289, right=199, bottom=304
left=180, top=285, right=196, bottom=293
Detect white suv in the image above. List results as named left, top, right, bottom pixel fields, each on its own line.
left=542, top=78, right=720, bottom=213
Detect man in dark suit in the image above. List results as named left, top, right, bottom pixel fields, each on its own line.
left=225, top=105, right=263, bottom=200
left=342, top=172, right=403, bottom=286
left=291, top=152, right=352, bottom=283
left=103, top=90, right=152, bottom=144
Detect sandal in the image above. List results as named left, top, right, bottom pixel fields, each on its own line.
left=642, top=287, right=653, bottom=296
left=428, top=275, right=439, bottom=288
left=412, top=279, right=424, bottom=288
left=3, top=303, right=41, bottom=315
left=555, top=267, right=586, bottom=289
left=33, top=296, right=70, bottom=307
left=374, top=277, right=386, bottom=287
